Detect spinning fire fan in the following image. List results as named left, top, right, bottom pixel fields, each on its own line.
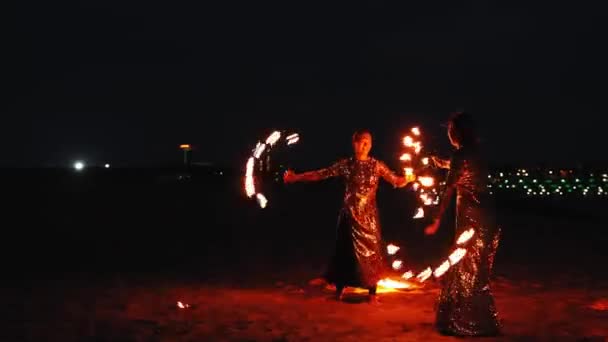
left=243, top=130, right=300, bottom=208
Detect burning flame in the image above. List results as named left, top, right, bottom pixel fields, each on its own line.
left=265, top=131, right=281, bottom=146
left=377, top=278, right=414, bottom=290
left=449, top=248, right=467, bottom=265
left=411, top=127, right=421, bottom=136
left=456, top=228, right=475, bottom=245
left=433, top=261, right=450, bottom=278
left=403, top=136, right=414, bottom=147
left=413, top=207, right=424, bottom=219
left=256, top=193, right=268, bottom=208
left=253, top=143, right=266, bottom=159
left=177, top=301, right=190, bottom=309
left=387, top=244, right=400, bottom=255
left=392, top=260, right=403, bottom=270
left=402, top=271, right=414, bottom=280
left=245, top=157, right=255, bottom=197
left=417, top=267, right=432, bottom=282
left=286, top=133, right=300, bottom=145
left=404, top=167, right=414, bottom=176
left=400, top=153, right=412, bottom=161
left=422, top=157, right=429, bottom=165
left=418, top=176, right=435, bottom=187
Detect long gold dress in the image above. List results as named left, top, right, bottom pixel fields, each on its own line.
left=309, top=157, right=403, bottom=289
left=436, top=146, right=501, bottom=336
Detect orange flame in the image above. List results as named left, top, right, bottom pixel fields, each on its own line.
left=245, top=157, right=255, bottom=197
left=377, top=278, right=414, bottom=290
left=392, top=260, right=403, bottom=270
left=387, top=244, right=400, bottom=255
left=256, top=193, right=268, bottom=208
left=402, top=271, right=414, bottom=280
left=422, top=157, right=429, bottom=165
left=418, top=176, right=435, bottom=187
left=404, top=167, right=414, bottom=176
left=411, top=127, right=421, bottom=136
left=253, top=143, right=266, bottom=159
left=449, top=248, right=467, bottom=265
left=456, top=228, right=475, bottom=245
left=400, top=153, right=412, bottom=161
left=265, top=131, right=281, bottom=146
left=413, top=207, right=424, bottom=219
left=433, top=261, right=450, bottom=278
left=417, top=267, right=432, bottom=282
left=403, top=136, right=414, bottom=147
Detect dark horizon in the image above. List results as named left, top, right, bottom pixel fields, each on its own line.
left=7, top=1, right=608, bottom=167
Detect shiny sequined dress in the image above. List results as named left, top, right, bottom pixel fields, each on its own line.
left=310, top=157, right=403, bottom=289
left=436, top=147, right=501, bottom=336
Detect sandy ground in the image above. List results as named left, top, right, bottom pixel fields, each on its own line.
left=13, top=274, right=608, bottom=342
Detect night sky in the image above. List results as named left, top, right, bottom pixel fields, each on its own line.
left=7, top=1, right=608, bottom=168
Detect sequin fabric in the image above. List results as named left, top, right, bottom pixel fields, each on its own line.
left=311, top=157, right=403, bottom=288
left=436, top=147, right=501, bottom=336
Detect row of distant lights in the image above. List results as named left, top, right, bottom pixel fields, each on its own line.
left=488, top=169, right=608, bottom=197
left=73, top=161, right=110, bottom=171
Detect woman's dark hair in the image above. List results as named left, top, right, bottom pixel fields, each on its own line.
left=448, top=112, right=479, bottom=146
left=352, top=129, right=372, bottom=142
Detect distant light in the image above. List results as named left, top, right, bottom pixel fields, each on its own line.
left=104, top=163, right=110, bottom=169
left=179, top=144, right=191, bottom=150
left=73, top=161, right=85, bottom=171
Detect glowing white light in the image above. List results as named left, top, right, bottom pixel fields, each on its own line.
left=104, top=163, right=110, bottom=168
left=74, top=161, right=85, bottom=171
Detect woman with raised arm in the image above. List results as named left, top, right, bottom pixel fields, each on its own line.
left=284, top=130, right=414, bottom=304
left=425, top=112, right=501, bottom=336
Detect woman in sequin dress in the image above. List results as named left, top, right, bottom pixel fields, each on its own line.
left=425, top=112, right=501, bottom=336
left=284, top=130, right=413, bottom=303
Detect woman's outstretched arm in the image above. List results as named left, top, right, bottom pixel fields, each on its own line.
left=284, top=159, right=347, bottom=183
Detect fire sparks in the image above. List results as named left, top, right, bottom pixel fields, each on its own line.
left=422, top=157, right=429, bottom=165
left=411, top=127, right=421, bottom=136
left=387, top=244, right=400, bottom=255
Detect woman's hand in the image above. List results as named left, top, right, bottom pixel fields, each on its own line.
left=283, top=169, right=298, bottom=184
left=431, top=156, right=450, bottom=169
left=424, top=218, right=441, bottom=235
